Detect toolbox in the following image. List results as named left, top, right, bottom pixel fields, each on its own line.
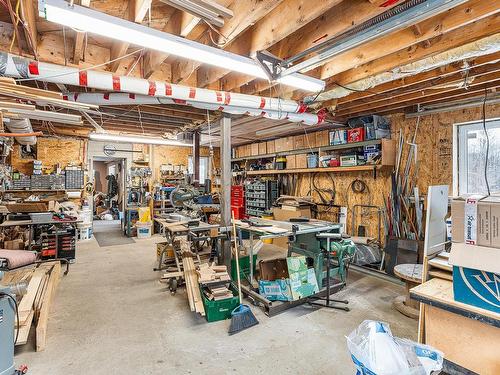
left=347, top=127, right=365, bottom=143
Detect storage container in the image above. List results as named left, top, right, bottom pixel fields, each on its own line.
left=136, top=221, right=152, bottom=238
left=200, top=282, right=240, bottom=322
left=30, top=212, right=53, bottom=223
left=307, top=153, right=319, bottom=168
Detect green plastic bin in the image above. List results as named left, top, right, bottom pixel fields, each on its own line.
left=231, top=254, right=258, bottom=282
left=200, top=283, right=240, bottom=322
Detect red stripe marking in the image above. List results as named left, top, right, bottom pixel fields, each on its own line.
left=189, top=88, right=196, bottom=99
left=62, top=95, right=68, bottom=101
left=380, top=0, right=399, bottom=7
left=216, top=91, right=223, bottom=102
left=165, top=83, right=172, bottom=96
left=224, top=92, right=231, bottom=105
left=173, top=99, right=186, bottom=105
left=103, top=93, right=110, bottom=100
left=28, top=61, right=39, bottom=75
left=259, top=97, right=266, bottom=109
left=148, top=81, right=156, bottom=96
left=112, top=76, right=121, bottom=91
left=79, top=71, right=88, bottom=86
left=129, top=93, right=135, bottom=99
left=297, top=102, right=308, bottom=113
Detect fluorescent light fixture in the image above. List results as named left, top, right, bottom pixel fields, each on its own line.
left=41, top=0, right=325, bottom=92
left=89, top=132, right=193, bottom=146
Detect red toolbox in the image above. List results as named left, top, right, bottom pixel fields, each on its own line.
left=347, top=127, right=365, bottom=143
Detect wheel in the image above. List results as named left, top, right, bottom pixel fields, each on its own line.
left=169, top=278, right=178, bottom=294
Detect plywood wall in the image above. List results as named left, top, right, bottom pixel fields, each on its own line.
left=10, top=137, right=86, bottom=175
left=306, top=103, right=500, bottom=239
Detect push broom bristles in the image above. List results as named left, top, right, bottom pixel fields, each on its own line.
left=228, top=304, right=259, bottom=335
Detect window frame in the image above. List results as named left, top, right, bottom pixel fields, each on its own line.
left=188, top=156, right=210, bottom=184
left=453, top=117, right=500, bottom=196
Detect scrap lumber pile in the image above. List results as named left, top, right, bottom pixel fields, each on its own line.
left=197, top=264, right=233, bottom=301
left=428, top=251, right=452, bottom=281
left=179, top=237, right=205, bottom=316
left=0, top=77, right=97, bottom=126
left=3, top=261, right=62, bottom=351
left=384, top=124, right=424, bottom=241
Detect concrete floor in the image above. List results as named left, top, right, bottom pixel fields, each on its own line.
left=15, top=227, right=417, bottom=375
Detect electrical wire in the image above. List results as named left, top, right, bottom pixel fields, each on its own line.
left=15, top=48, right=145, bottom=82
left=0, top=292, right=20, bottom=345
left=482, top=87, right=490, bottom=196
left=332, top=81, right=379, bottom=95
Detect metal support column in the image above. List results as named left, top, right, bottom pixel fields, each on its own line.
left=220, top=115, right=232, bottom=271
left=193, top=130, right=200, bottom=187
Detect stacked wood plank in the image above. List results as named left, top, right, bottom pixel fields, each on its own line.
left=428, top=251, right=453, bottom=281
left=3, top=261, right=62, bottom=351
left=179, top=237, right=205, bottom=316
left=197, top=263, right=233, bottom=301
left=0, top=77, right=97, bottom=126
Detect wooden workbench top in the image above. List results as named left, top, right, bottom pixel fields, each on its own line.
left=410, top=278, right=500, bottom=328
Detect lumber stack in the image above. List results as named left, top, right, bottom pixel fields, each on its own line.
left=3, top=261, right=62, bottom=351
left=197, top=263, right=233, bottom=301
left=179, top=237, right=205, bottom=316
left=0, top=77, right=97, bottom=126
left=428, top=251, right=452, bottom=281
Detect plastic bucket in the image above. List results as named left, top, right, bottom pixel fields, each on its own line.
left=307, top=154, right=319, bottom=168
left=136, top=221, right=152, bottom=238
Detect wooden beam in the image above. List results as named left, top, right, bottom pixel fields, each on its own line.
left=220, top=0, right=392, bottom=92
left=180, top=12, right=201, bottom=37
left=341, top=80, right=500, bottom=118
left=326, top=15, right=500, bottom=92
left=109, top=0, right=153, bottom=72
left=20, top=0, right=38, bottom=56
left=331, top=51, right=500, bottom=108
left=73, top=0, right=91, bottom=64
left=171, top=0, right=284, bottom=85
left=196, top=0, right=342, bottom=88
left=336, top=63, right=500, bottom=113
left=319, top=1, right=500, bottom=80
left=335, top=70, right=500, bottom=116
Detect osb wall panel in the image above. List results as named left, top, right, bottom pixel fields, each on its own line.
left=150, top=145, right=220, bottom=181
left=10, top=137, right=86, bottom=175
left=294, top=103, right=500, bottom=240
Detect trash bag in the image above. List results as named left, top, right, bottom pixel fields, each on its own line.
left=346, top=320, right=443, bottom=375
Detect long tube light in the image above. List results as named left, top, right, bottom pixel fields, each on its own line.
left=89, top=132, right=193, bottom=146
left=40, top=0, right=325, bottom=92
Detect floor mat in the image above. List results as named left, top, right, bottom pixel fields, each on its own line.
left=94, top=230, right=135, bottom=247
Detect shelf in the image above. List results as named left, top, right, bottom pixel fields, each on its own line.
left=245, top=165, right=388, bottom=176
left=232, top=139, right=382, bottom=162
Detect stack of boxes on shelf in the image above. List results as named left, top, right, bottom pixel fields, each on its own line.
left=449, top=196, right=500, bottom=313
left=231, top=185, right=245, bottom=219
left=233, top=115, right=394, bottom=171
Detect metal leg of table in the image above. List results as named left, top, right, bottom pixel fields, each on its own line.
left=249, top=232, right=254, bottom=285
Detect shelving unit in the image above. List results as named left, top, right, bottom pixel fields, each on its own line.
left=232, top=139, right=383, bottom=162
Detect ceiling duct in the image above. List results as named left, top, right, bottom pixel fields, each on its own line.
left=4, top=118, right=37, bottom=145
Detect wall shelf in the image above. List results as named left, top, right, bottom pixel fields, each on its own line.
left=245, top=165, right=388, bottom=178
left=231, top=139, right=383, bottom=162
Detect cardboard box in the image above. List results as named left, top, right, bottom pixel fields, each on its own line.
left=258, top=258, right=292, bottom=301
left=294, top=135, right=306, bottom=149
left=316, top=130, right=329, bottom=147
left=296, top=154, right=308, bottom=169
left=258, top=142, right=267, bottom=155
left=381, top=138, right=396, bottom=166
left=347, top=127, right=365, bottom=143
left=449, top=243, right=500, bottom=313
left=4, top=238, right=24, bottom=250
left=275, top=138, right=285, bottom=152
left=287, top=257, right=319, bottom=300
left=451, top=196, right=500, bottom=247
left=340, top=154, right=364, bottom=167
left=266, top=140, right=275, bottom=154
left=251, top=143, right=259, bottom=156
left=284, top=136, right=295, bottom=151
left=330, top=129, right=348, bottom=145
left=272, top=207, right=311, bottom=248
left=286, top=155, right=296, bottom=169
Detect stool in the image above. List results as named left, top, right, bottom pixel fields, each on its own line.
left=393, top=263, right=422, bottom=319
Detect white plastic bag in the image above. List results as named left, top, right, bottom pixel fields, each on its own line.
left=346, top=320, right=443, bottom=375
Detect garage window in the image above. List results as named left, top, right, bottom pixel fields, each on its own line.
left=455, top=118, right=500, bottom=195
left=188, top=156, right=209, bottom=183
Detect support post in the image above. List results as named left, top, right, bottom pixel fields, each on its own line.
left=220, top=115, right=232, bottom=270
left=193, top=130, right=200, bottom=187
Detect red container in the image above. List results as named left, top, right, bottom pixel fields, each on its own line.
left=231, top=206, right=245, bottom=220
left=329, top=158, right=340, bottom=167
left=347, top=127, right=365, bottom=143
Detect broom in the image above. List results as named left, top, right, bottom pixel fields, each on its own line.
left=228, top=212, right=259, bottom=335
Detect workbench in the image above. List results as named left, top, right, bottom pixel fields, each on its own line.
left=411, top=278, right=500, bottom=374
left=0, top=218, right=80, bottom=259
